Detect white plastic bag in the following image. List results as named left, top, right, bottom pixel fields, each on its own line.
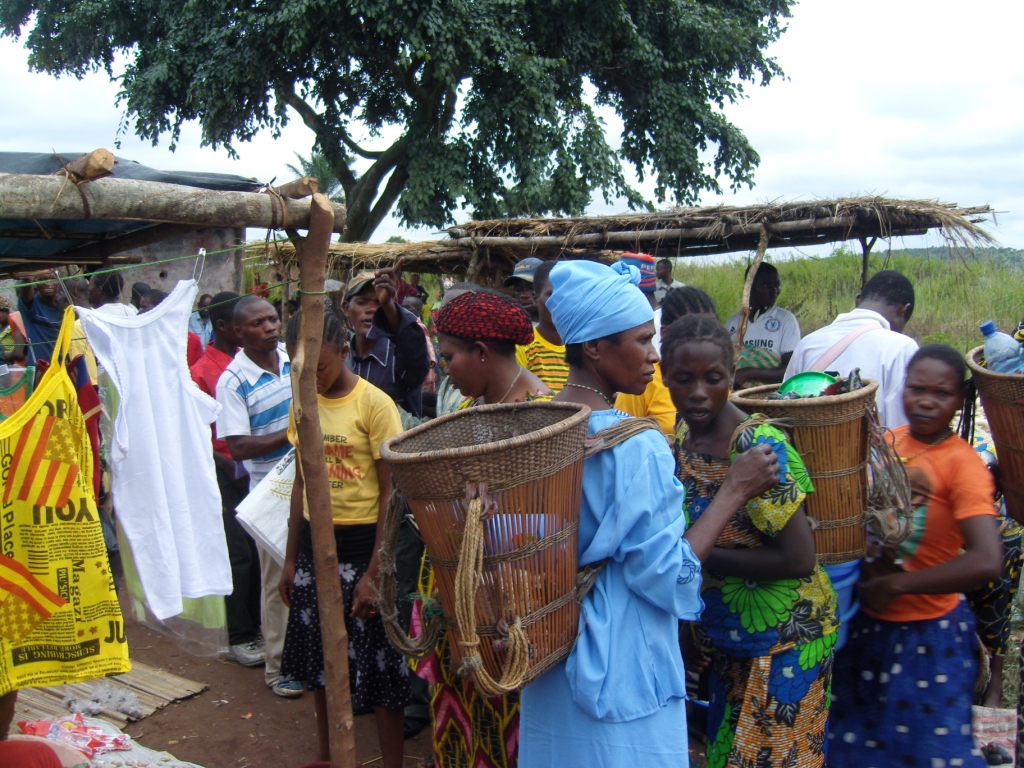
left=235, top=449, right=295, bottom=566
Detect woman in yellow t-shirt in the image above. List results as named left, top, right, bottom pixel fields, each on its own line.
left=277, top=310, right=407, bottom=768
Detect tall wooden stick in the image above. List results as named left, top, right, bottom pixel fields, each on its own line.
left=732, top=226, right=770, bottom=373
left=859, top=236, right=877, bottom=288
left=288, top=194, right=355, bottom=768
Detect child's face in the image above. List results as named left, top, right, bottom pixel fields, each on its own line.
left=316, top=342, right=349, bottom=395
left=903, top=358, right=963, bottom=439
left=664, top=340, right=732, bottom=431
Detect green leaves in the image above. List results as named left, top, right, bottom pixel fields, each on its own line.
left=4, top=0, right=792, bottom=239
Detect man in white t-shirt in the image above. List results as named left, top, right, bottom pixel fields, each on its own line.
left=726, top=262, right=800, bottom=386
left=785, top=270, right=918, bottom=428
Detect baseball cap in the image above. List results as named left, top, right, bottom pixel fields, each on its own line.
left=344, top=271, right=377, bottom=300
left=503, top=257, right=545, bottom=287
left=618, top=253, right=657, bottom=293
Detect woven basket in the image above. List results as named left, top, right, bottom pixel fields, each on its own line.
left=379, top=401, right=590, bottom=689
left=730, top=381, right=879, bottom=564
left=967, top=346, right=1024, bottom=524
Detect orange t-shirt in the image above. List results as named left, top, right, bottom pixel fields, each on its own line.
left=867, top=426, right=996, bottom=622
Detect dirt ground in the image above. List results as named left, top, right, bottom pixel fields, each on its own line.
left=120, top=605, right=434, bottom=768
left=119, top=592, right=708, bottom=768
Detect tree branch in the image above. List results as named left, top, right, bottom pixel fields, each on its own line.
left=336, top=123, right=383, bottom=160
left=279, top=88, right=358, bottom=193
left=362, top=163, right=409, bottom=241
left=344, top=136, right=412, bottom=240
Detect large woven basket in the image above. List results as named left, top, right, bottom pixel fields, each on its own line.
left=730, top=381, right=879, bottom=564
left=967, top=346, right=1024, bottom=524
left=379, top=401, right=590, bottom=690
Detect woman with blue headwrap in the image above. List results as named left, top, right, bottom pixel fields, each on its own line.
left=518, top=261, right=781, bottom=767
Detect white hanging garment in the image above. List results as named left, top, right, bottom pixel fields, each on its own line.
left=78, top=280, right=231, bottom=620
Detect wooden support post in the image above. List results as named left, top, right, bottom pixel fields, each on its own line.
left=733, top=226, right=770, bottom=376
left=859, top=236, right=877, bottom=288
left=287, top=194, right=356, bottom=768
left=277, top=176, right=320, bottom=200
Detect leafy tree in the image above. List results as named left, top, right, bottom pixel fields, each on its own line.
left=285, top=151, right=349, bottom=203
left=2, top=0, right=792, bottom=241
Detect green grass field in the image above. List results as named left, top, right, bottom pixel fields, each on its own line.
left=673, top=247, right=1024, bottom=353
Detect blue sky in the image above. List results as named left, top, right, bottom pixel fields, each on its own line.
left=2, top=0, right=1021, bottom=251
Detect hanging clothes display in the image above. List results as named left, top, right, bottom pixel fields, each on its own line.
left=78, top=280, right=231, bottom=620
left=0, top=307, right=130, bottom=695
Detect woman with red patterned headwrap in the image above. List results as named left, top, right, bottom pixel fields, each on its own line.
left=435, top=291, right=552, bottom=407
left=415, top=290, right=552, bottom=768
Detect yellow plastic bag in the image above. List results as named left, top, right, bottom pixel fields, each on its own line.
left=0, top=307, right=130, bottom=694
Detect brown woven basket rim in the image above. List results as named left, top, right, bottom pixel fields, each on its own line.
left=379, top=400, right=592, bottom=465
left=730, top=379, right=879, bottom=408
left=966, top=345, right=1024, bottom=381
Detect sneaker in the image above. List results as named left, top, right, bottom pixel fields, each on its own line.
left=271, top=679, right=304, bottom=699
left=229, top=639, right=266, bottom=667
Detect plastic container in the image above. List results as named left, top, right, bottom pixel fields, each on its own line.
left=980, top=321, right=1024, bottom=374
left=777, top=371, right=838, bottom=397
left=823, top=560, right=861, bottom=651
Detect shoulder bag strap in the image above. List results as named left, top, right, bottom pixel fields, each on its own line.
left=808, top=322, right=883, bottom=372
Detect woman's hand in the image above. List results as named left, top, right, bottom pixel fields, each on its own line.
left=351, top=573, right=378, bottom=620
left=723, top=443, right=779, bottom=502
left=860, top=572, right=902, bottom=614
left=279, top=559, right=296, bottom=608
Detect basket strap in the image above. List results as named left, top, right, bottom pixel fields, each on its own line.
left=454, top=487, right=532, bottom=696
left=583, top=417, right=662, bottom=457
left=375, top=486, right=443, bottom=659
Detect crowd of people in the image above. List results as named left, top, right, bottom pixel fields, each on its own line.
left=0, top=251, right=1016, bottom=768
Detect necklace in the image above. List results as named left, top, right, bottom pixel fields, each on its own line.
left=899, top=430, right=953, bottom=463
left=495, top=367, right=524, bottom=404
left=564, top=382, right=616, bottom=408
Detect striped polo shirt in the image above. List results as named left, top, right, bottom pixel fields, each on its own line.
left=215, top=346, right=292, bottom=489
left=515, top=331, right=569, bottom=392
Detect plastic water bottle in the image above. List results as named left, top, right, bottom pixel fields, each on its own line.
left=980, top=321, right=1024, bottom=373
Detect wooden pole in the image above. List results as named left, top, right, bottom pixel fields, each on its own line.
left=733, top=226, right=770, bottom=376
left=859, top=236, right=877, bottom=288
left=0, top=173, right=348, bottom=233
left=288, top=194, right=356, bottom=768
left=53, top=149, right=116, bottom=181
left=277, top=176, right=320, bottom=200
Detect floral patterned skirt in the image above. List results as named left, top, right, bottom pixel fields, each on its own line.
left=278, top=530, right=411, bottom=711
left=704, top=638, right=834, bottom=768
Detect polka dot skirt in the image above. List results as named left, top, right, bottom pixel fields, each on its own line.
left=827, top=599, right=984, bottom=768
left=278, top=541, right=411, bottom=711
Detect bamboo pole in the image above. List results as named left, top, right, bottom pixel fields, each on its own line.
left=0, top=173, right=347, bottom=233
left=288, top=193, right=356, bottom=768
left=733, top=226, right=770, bottom=372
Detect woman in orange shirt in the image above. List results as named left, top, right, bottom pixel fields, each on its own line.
left=828, top=344, right=1002, bottom=768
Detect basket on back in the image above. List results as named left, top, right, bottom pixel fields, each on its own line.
left=730, top=381, right=879, bottom=564
left=967, top=346, right=1024, bottom=524
left=379, top=401, right=590, bottom=694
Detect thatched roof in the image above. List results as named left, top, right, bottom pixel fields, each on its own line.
left=247, top=196, right=995, bottom=283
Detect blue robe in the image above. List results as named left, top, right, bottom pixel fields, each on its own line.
left=519, top=409, right=702, bottom=767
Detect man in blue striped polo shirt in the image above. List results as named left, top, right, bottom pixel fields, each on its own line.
left=216, top=295, right=301, bottom=698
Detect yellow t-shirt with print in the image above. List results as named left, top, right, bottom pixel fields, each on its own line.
left=287, top=377, right=403, bottom=525
left=515, top=331, right=569, bottom=392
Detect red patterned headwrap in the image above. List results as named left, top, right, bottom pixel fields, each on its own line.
left=435, top=291, right=535, bottom=346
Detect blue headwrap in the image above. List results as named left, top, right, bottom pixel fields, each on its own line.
left=547, top=260, right=654, bottom=345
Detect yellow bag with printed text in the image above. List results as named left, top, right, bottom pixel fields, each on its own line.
left=0, top=307, right=129, bottom=694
